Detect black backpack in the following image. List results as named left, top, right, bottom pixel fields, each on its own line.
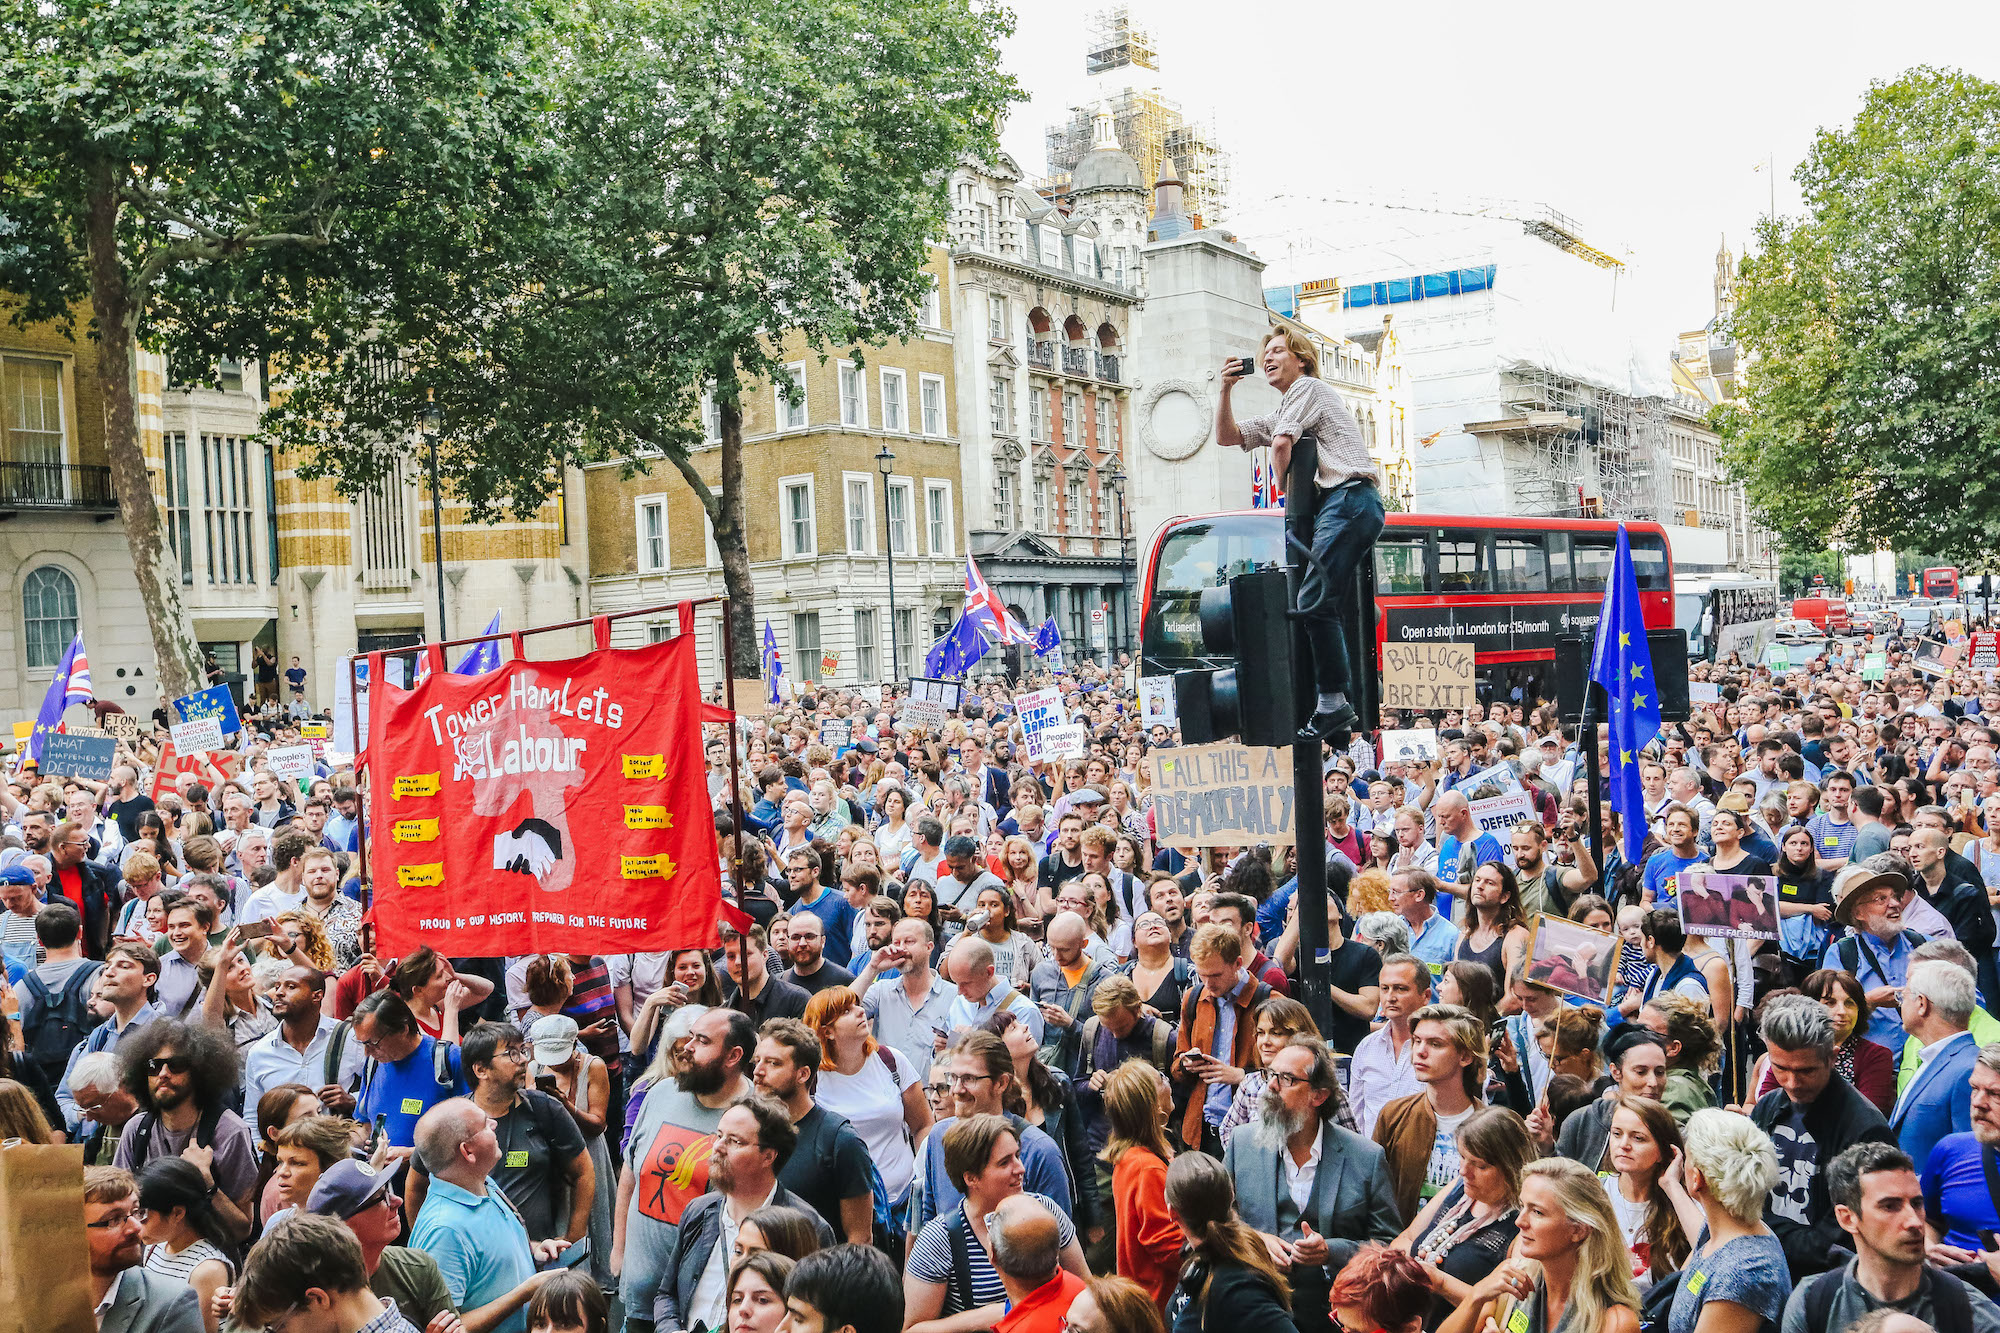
left=126, top=1101, right=228, bottom=1165
left=20, top=962, right=104, bottom=1086
left=1802, top=1266, right=1972, bottom=1333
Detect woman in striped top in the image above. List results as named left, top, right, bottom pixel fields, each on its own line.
left=137, top=1157, right=235, bottom=1333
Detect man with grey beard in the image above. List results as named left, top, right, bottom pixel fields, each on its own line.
left=1222, top=1034, right=1400, bottom=1329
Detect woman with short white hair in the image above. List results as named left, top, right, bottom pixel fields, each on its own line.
left=1662, top=1109, right=1792, bottom=1333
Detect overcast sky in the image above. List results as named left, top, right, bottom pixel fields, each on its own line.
left=995, top=0, right=2000, bottom=351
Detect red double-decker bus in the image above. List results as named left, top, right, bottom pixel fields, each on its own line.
left=1923, top=566, right=1959, bottom=600
left=1138, top=509, right=1676, bottom=705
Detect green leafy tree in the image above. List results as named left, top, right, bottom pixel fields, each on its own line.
left=252, top=0, right=1017, bottom=669
left=1718, top=67, right=2000, bottom=564
left=0, top=0, right=550, bottom=697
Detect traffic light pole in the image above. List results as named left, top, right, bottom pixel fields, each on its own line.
left=1285, top=440, right=1334, bottom=1040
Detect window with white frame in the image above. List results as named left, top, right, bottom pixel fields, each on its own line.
left=2, top=356, right=66, bottom=473
left=919, top=375, right=946, bottom=436
left=202, top=433, right=257, bottom=585
left=647, top=622, right=674, bottom=644
left=1029, top=387, right=1045, bottom=441
left=995, top=471, right=1016, bottom=530
left=1066, top=474, right=1086, bottom=533
left=987, top=293, right=1007, bottom=341
left=23, top=565, right=77, bottom=670
left=976, top=205, right=992, bottom=248
left=895, top=608, right=916, bottom=676
left=1113, top=247, right=1126, bottom=286
left=1032, top=475, right=1049, bottom=531
left=1074, top=237, right=1094, bottom=277
left=879, top=369, right=907, bottom=432
left=701, top=390, right=721, bottom=442
left=838, top=362, right=865, bottom=427
left=636, top=496, right=668, bottom=572
left=854, top=609, right=878, bottom=683
left=988, top=377, right=1012, bottom=434
left=792, top=612, right=822, bottom=683
left=777, top=364, right=807, bottom=430
left=1039, top=226, right=1061, bottom=269
left=843, top=475, right=873, bottom=554
left=887, top=478, right=913, bottom=556
left=1095, top=396, right=1112, bottom=450
left=925, top=482, right=953, bottom=556
left=1061, top=392, right=1079, bottom=443
left=919, top=275, right=941, bottom=329
left=781, top=476, right=816, bottom=557
left=163, top=431, right=193, bottom=586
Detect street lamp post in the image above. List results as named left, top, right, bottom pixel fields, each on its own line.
left=877, top=444, right=898, bottom=682
left=1104, top=459, right=1130, bottom=657
left=423, top=390, right=448, bottom=642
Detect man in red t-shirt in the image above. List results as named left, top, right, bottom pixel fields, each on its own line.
left=990, top=1195, right=1086, bottom=1333
left=49, top=820, right=116, bottom=957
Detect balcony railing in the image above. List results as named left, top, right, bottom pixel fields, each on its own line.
left=0, top=462, right=117, bottom=515
left=1062, top=347, right=1089, bottom=376
left=1028, top=340, right=1055, bottom=370
left=1096, top=353, right=1121, bottom=383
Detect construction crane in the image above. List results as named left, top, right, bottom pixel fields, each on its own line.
left=1255, top=188, right=1628, bottom=271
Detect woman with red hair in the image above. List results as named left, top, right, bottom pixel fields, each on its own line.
left=1330, top=1245, right=1437, bottom=1333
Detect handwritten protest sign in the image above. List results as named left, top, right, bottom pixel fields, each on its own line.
left=1016, top=686, right=1063, bottom=741
left=147, top=740, right=242, bottom=803
left=103, top=713, right=140, bottom=741
left=1138, top=676, right=1178, bottom=727
left=170, top=716, right=224, bottom=753
left=267, top=744, right=315, bottom=789
left=1763, top=643, right=1791, bottom=671
left=899, top=698, right=947, bottom=731
left=1147, top=743, right=1296, bottom=849
left=1862, top=652, right=1887, bottom=680
left=1380, top=641, right=1475, bottom=713
left=1973, top=634, right=1998, bottom=671
left=729, top=682, right=768, bottom=718
left=39, top=732, right=116, bottom=780
left=1688, top=682, right=1720, bottom=705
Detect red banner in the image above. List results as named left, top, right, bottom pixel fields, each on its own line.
left=365, top=633, right=722, bottom=957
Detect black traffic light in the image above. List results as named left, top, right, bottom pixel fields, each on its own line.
left=1172, top=567, right=1297, bottom=746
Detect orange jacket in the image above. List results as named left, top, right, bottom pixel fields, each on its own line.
left=1113, top=1146, right=1183, bottom=1310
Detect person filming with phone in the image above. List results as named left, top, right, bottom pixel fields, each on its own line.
left=1214, top=325, right=1385, bottom=742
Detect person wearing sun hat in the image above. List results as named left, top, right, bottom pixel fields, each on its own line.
left=302, top=1158, right=460, bottom=1331
left=1827, top=861, right=1929, bottom=1052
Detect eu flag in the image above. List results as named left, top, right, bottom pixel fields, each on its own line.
left=25, top=633, right=89, bottom=767
left=1033, top=618, right=1061, bottom=657
left=761, top=620, right=783, bottom=706
left=924, top=613, right=991, bottom=679
left=1590, top=526, right=1661, bottom=864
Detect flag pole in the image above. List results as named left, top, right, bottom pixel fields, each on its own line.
left=1579, top=683, right=1605, bottom=897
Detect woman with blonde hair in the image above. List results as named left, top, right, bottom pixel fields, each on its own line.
left=1162, top=1150, right=1292, bottom=1333
left=1349, top=865, right=1395, bottom=917
left=0, top=1078, right=55, bottom=1143
left=1663, top=1110, right=1788, bottom=1333
left=1439, top=1158, right=1640, bottom=1333
left=270, top=909, right=335, bottom=972
left=1100, top=1060, right=1180, bottom=1311
left=998, top=835, right=1041, bottom=917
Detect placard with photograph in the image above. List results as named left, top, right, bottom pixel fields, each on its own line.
left=1675, top=868, right=1780, bottom=940
left=1381, top=728, right=1440, bottom=763
left=1522, top=914, right=1619, bottom=1005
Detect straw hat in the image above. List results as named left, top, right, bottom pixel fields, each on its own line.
left=1830, top=862, right=1907, bottom=929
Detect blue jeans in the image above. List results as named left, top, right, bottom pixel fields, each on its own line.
left=1298, top=483, right=1385, bottom=698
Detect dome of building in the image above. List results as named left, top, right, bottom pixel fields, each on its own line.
left=1071, top=107, right=1145, bottom=194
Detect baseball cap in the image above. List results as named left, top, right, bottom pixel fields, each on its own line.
left=307, top=1159, right=394, bottom=1219
left=529, top=1013, right=580, bottom=1066
left=0, top=866, right=33, bottom=887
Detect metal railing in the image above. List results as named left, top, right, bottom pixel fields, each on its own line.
left=1062, top=347, right=1089, bottom=376
left=1028, top=341, right=1055, bottom=370
left=0, top=462, right=116, bottom=511
left=1096, top=353, right=1121, bottom=383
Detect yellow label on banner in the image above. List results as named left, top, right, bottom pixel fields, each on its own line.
left=393, top=819, right=440, bottom=843
left=621, top=754, right=665, bottom=779
left=504, top=1150, right=530, bottom=1168
left=623, top=805, right=673, bottom=830
left=401, top=1098, right=423, bottom=1114
left=393, top=772, right=441, bottom=798
left=397, top=863, right=445, bottom=888
left=299, top=721, right=330, bottom=739
left=621, top=854, right=681, bottom=880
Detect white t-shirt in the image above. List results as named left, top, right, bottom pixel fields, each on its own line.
left=1600, top=1174, right=1650, bottom=1276
left=816, top=1050, right=918, bottom=1199
left=1425, top=1106, right=1473, bottom=1202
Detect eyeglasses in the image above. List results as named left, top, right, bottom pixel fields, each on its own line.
left=1267, top=1070, right=1312, bottom=1091
left=497, top=1046, right=529, bottom=1062
left=945, top=1073, right=994, bottom=1089
left=923, top=1084, right=950, bottom=1098
left=86, top=1208, right=142, bottom=1229
left=148, top=1055, right=193, bottom=1076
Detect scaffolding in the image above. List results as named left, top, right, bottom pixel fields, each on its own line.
left=1084, top=5, right=1156, bottom=77
left=1479, top=364, right=1671, bottom=522
left=1044, top=88, right=1232, bottom=225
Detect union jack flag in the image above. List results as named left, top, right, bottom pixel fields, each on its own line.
left=1251, top=448, right=1283, bottom=509
left=963, top=557, right=1035, bottom=646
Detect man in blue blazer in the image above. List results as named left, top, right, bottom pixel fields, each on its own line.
left=1891, top=959, right=1982, bottom=1172
left=1223, top=1034, right=1401, bottom=1327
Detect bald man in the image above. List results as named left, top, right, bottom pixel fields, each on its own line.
left=1028, top=912, right=1108, bottom=1079
left=1431, top=790, right=1503, bottom=923
left=988, top=1194, right=1088, bottom=1333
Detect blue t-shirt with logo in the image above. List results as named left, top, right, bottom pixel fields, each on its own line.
left=1436, top=832, right=1503, bottom=919
left=1643, top=850, right=1705, bottom=910
left=358, top=1035, right=467, bottom=1148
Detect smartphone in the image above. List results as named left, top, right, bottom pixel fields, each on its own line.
left=536, top=1072, right=559, bottom=1093
left=1982, top=1230, right=2000, bottom=1253
left=1235, top=356, right=1256, bottom=377
left=547, top=1236, right=591, bottom=1271
left=236, top=920, right=277, bottom=944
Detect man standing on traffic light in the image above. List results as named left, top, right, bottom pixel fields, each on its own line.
left=1215, top=327, right=1385, bottom=741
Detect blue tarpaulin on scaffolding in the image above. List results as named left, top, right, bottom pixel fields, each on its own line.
left=1343, top=264, right=1497, bottom=308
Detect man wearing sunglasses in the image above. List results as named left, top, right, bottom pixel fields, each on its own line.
left=112, top=1017, right=259, bottom=1247
left=84, top=1165, right=203, bottom=1333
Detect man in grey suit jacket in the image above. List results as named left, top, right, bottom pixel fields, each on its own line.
left=1224, top=1036, right=1401, bottom=1328
left=653, top=1094, right=835, bottom=1333
left=86, top=1166, right=203, bottom=1333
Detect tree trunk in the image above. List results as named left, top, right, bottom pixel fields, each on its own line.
left=84, top=157, right=202, bottom=702
left=713, top=375, right=758, bottom=680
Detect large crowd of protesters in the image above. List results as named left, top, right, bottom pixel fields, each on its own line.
left=16, top=627, right=2000, bottom=1333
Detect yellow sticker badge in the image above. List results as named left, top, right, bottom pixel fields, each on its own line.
left=622, top=754, right=665, bottom=779
left=393, top=773, right=441, bottom=799
left=397, top=863, right=445, bottom=888
left=1507, top=1309, right=1530, bottom=1333
left=393, top=819, right=441, bottom=843
left=624, top=806, right=673, bottom=830
left=621, top=854, right=680, bottom=880
left=505, top=1150, right=530, bottom=1168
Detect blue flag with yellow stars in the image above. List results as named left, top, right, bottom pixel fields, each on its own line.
left=1589, top=526, right=1661, bottom=864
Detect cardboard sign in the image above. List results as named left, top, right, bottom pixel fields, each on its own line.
left=899, top=698, right=947, bottom=731
left=1381, top=729, right=1440, bottom=762
left=1688, top=682, right=1721, bottom=704
left=1024, top=722, right=1087, bottom=765
left=103, top=713, right=141, bottom=740
left=171, top=716, right=224, bottom=753
left=1147, top=743, right=1296, bottom=849
left=1468, top=789, right=1537, bottom=839
left=1138, top=676, right=1178, bottom=727
left=38, top=731, right=116, bottom=780
left=172, top=684, right=242, bottom=737
left=9, top=721, right=33, bottom=751
left=1380, top=641, right=1476, bottom=713
left=1862, top=652, right=1888, bottom=680
left=1016, top=686, right=1064, bottom=741
left=147, top=739, right=243, bottom=802
left=1522, top=914, right=1619, bottom=1005
left=1972, top=634, right=1999, bottom=670
left=730, top=681, right=769, bottom=718
left=820, top=652, right=839, bottom=676
left=267, top=744, right=316, bottom=788
left=366, top=633, right=723, bottom=956
left=1677, top=869, right=1779, bottom=941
